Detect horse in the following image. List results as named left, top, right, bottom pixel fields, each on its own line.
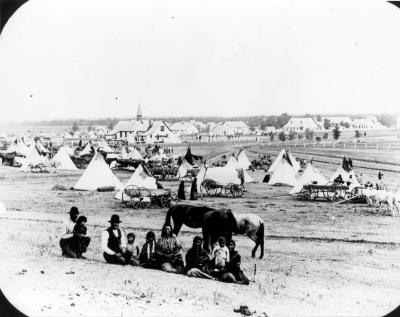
left=360, top=188, right=400, bottom=216
left=202, top=210, right=265, bottom=259
left=164, top=204, right=216, bottom=235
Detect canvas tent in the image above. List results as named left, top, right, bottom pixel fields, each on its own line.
left=176, top=159, right=193, bottom=178
left=79, top=143, right=94, bottom=157
left=98, top=139, right=114, bottom=153
left=226, top=156, right=254, bottom=183
left=20, top=145, right=49, bottom=171
left=51, top=147, right=78, bottom=171
left=268, top=149, right=300, bottom=174
left=290, top=163, right=328, bottom=194
left=329, top=158, right=361, bottom=188
left=73, top=152, right=122, bottom=191
left=268, top=153, right=298, bottom=186
left=196, top=164, right=243, bottom=192
left=4, top=140, right=29, bottom=157
left=115, top=164, right=157, bottom=200
left=236, top=149, right=252, bottom=170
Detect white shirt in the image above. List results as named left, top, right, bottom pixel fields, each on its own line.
left=101, top=229, right=127, bottom=255
left=61, top=219, right=76, bottom=239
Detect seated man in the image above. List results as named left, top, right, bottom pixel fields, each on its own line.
left=101, top=214, right=130, bottom=265
left=60, top=206, right=90, bottom=258
left=184, top=236, right=213, bottom=279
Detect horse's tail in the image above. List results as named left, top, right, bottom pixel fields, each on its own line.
left=165, top=205, right=175, bottom=229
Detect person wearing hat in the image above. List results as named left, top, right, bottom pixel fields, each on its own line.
left=59, top=206, right=83, bottom=258
left=101, top=214, right=130, bottom=265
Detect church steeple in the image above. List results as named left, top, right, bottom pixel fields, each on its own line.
left=136, top=104, right=143, bottom=121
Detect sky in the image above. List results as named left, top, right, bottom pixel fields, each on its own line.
left=0, top=0, right=400, bottom=122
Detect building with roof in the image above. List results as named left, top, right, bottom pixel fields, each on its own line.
left=282, top=118, right=322, bottom=132
left=321, top=116, right=353, bottom=127
left=210, top=121, right=250, bottom=136
left=170, top=121, right=200, bottom=136
left=140, top=120, right=181, bottom=144
left=112, top=105, right=150, bottom=140
left=351, top=118, right=385, bottom=130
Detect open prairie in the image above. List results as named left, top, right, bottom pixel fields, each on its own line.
left=0, top=143, right=399, bottom=317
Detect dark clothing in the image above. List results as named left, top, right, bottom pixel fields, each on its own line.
left=103, top=252, right=130, bottom=265
left=107, top=227, right=122, bottom=253
left=178, top=181, right=186, bottom=200
left=190, top=179, right=198, bottom=200
left=139, top=241, right=158, bottom=268
left=72, top=224, right=90, bottom=254
left=60, top=237, right=78, bottom=258
left=263, top=174, right=270, bottom=183
left=226, top=250, right=249, bottom=285
left=155, top=235, right=184, bottom=273
left=184, top=246, right=211, bottom=275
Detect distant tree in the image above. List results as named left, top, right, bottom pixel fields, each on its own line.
left=344, top=122, right=351, bottom=129
left=305, top=128, right=314, bottom=140
left=323, top=119, right=331, bottom=130
left=72, top=121, right=79, bottom=132
left=316, top=115, right=322, bottom=122
left=106, top=119, right=118, bottom=131
left=376, top=113, right=396, bottom=127
left=315, top=136, right=321, bottom=142
left=278, top=131, right=286, bottom=142
left=288, top=131, right=296, bottom=140
left=355, top=130, right=361, bottom=138
left=322, top=132, right=329, bottom=139
left=333, top=126, right=341, bottom=140
left=269, top=132, right=275, bottom=141
left=298, top=134, right=304, bottom=140
left=276, top=113, right=291, bottom=128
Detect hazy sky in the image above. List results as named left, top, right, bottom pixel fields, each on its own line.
left=0, top=0, right=400, bottom=122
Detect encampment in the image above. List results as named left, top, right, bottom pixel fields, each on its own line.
left=290, top=163, right=328, bottom=194
left=73, top=152, right=122, bottom=191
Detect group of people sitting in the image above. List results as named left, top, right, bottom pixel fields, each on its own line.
left=59, top=207, right=249, bottom=285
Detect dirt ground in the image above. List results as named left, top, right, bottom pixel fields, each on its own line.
left=1, top=144, right=400, bottom=317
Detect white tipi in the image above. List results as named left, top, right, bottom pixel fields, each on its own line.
left=237, top=149, right=252, bottom=170
left=290, top=163, right=328, bottom=194
left=20, top=145, right=49, bottom=171
left=268, top=149, right=300, bottom=174
left=115, top=165, right=157, bottom=200
left=226, top=156, right=254, bottom=183
left=51, top=147, right=78, bottom=171
left=73, top=152, right=122, bottom=191
left=268, top=154, right=298, bottom=186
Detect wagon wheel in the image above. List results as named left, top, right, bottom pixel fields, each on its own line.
left=225, top=183, right=244, bottom=198
left=322, top=189, right=333, bottom=202
left=122, top=185, right=140, bottom=208
left=159, top=191, right=172, bottom=208
left=139, top=188, right=152, bottom=209
left=203, top=179, right=220, bottom=196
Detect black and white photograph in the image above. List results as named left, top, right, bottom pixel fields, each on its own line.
left=0, top=0, right=400, bottom=316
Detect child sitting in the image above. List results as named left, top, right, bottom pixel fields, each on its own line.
left=212, top=236, right=230, bottom=271
left=72, top=215, right=90, bottom=258
left=126, top=232, right=140, bottom=266
left=139, top=231, right=158, bottom=268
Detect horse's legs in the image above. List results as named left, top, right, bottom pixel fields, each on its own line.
left=251, top=242, right=258, bottom=258
left=172, top=221, right=183, bottom=236
left=202, top=227, right=210, bottom=253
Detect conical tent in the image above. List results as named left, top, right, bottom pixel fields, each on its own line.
left=98, top=139, right=114, bottom=153
left=268, top=155, right=298, bottom=186
left=51, top=147, right=78, bottom=171
left=268, top=149, right=300, bottom=173
left=290, top=163, right=328, bottom=194
left=329, top=165, right=361, bottom=186
left=226, top=156, right=254, bottom=183
left=237, top=149, right=252, bottom=170
left=4, top=140, right=30, bottom=156
left=129, top=147, right=143, bottom=160
left=61, top=144, right=75, bottom=156
left=176, top=159, right=193, bottom=178
left=79, top=143, right=93, bottom=156
left=20, top=145, right=49, bottom=171
left=73, top=152, right=122, bottom=191
left=115, top=164, right=157, bottom=200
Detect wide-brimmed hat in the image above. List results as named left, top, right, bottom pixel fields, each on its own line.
left=109, top=214, right=122, bottom=224
left=68, top=206, right=80, bottom=214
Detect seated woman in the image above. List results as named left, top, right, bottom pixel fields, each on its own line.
left=184, top=236, right=213, bottom=279
left=225, top=240, right=250, bottom=285
left=139, top=231, right=158, bottom=269
left=155, top=224, right=184, bottom=273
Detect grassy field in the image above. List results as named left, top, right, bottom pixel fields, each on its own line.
left=0, top=143, right=400, bottom=316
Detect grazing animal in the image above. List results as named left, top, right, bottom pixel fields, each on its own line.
left=361, top=189, right=400, bottom=217
left=164, top=205, right=265, bottom=259
left=202, top=210, right=265, bottom=259
left=164, top=204, right=216, bottom=235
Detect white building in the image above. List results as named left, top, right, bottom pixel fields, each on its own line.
left=282, top=118, right=321, bottom=132
left=140, top=120, right=182, bottom=144
left=263, top=126, right=277, bottom=134
left=351, top=118, right=384, bottom=130
left=321, top=116, right=353, bottom=127
left=210, top=121, right=250, bottom=136
left=169, top=121, right=200, bottom=136
left=112, top=105, right=150, bottom=140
